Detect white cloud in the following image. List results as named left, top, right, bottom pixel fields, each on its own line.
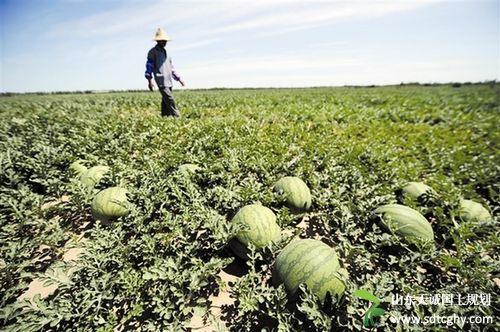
left=173, top=38, right=221, bottom=52
left=49, top=1, right=285, bottom=38
left=50, top=0, right=444, bottom=39
left=181, top=52, right=364, bottom=88
left=198, top=0, right=444, bottom=37
left=188, top=54, right=361, bottom=73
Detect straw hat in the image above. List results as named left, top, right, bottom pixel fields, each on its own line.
left=153, top=28, right=172, bottom=41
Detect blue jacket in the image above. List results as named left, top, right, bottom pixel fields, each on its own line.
left=145, top=44, right=181, bottom=88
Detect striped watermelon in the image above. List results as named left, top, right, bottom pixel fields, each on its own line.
left=273, top=239, right=347, bottom=303
left=273, top=176, right=312, bottom=213
left=229, top=204, right=281, bottom=260
left=459, top=199, right=491, bottom=222
left=69, top=160, right=88, bottom=177
left=375, top=204, right=434, bottom=241
left=80, top=165, right=110, bottom=187
left=402, top=182, right=435, bottom=199
left=178, top=163, right=200, bottom=176
left=91, top=187, right=130, bottom=222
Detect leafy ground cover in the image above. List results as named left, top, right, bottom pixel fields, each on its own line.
left=0, top=84, right=498, bottom=331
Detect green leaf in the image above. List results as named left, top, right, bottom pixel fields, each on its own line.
left=352, top=289, right=381, bottom=305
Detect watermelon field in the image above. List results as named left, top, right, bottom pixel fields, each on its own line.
left=0, top=84, right=499, bottom=331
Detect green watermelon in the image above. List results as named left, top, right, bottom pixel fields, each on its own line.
left=91, top=187, right=130, bottom=222
left=69, top=160, right=88, bottom=177
left=273, top=239, right=347, bottom=303
left=375, top=204, right=434, bottom=241
left=178, top=163, right=200, bottom=176
left=459, top=199, right=491, bottom=222
left=401, top=182, right=435, bottom=199
left=273, top=176, right=312, bottom=213
left=229, top=204, right=281, bottom=260
left=80, top=165, right=110, bottom=187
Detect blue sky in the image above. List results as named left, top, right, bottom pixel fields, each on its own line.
left=1, top=0, right=498, bottom=92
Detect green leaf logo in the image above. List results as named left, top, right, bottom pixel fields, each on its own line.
left=353, top=290, right=386, bottom=328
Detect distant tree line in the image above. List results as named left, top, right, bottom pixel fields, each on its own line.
left=0, top=89, right=151, bottom=97
left=1, top=81, right=498, bottom=96
left=397, top=80, right=498, bottom=88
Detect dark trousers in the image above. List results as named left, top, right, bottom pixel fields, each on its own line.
left=159, top=86, right=180, bottom=117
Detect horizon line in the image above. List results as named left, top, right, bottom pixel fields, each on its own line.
left=1, top=80, right=498, bottom=96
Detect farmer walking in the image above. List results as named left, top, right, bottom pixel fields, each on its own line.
left=145, top=28, right=185, bottom=117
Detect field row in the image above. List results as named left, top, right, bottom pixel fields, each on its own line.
left=0, top=85, right=498, bottom=331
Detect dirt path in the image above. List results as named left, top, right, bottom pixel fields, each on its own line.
left=18, top=196, right=88, bottom=301
left=186, top=260, right=245, bottom=331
